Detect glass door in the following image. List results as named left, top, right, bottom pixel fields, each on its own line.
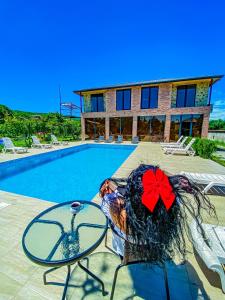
left=180, top=115, right=192, bottom=136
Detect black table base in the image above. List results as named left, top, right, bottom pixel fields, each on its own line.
left=43, top=258, right=108, bottom=300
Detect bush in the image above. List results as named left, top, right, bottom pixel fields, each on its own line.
left=193, top=138, right=217, bottom=159
left=0, top=105, right=81, bottom=143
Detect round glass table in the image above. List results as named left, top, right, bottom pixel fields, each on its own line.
left=22, top=200, right=108, bottom=300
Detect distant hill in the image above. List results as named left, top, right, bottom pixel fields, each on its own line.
left=13, top=110, right=48, bottom=118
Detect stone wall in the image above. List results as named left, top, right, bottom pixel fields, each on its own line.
left=83, top=94, right=91, bottom=112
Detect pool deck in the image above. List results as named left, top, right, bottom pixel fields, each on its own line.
left=0, top=141, right=225, bottom=299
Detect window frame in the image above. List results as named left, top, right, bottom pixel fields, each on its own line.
left=141, top=86, right=159, bottom=109
left=176, top=85, right=196, bottom=108
left=170, top=114, right=203, bottom=141
left=116, top=89, right=131, bottom=111
left=90, top=94, right=104, bottom=112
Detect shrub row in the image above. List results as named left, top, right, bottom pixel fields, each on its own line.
left=192, top=138, right=217, bottom=159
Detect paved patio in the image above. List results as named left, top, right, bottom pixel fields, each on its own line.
left=0, top=142, right=224, bottom=299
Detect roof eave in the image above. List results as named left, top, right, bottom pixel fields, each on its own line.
left=73, top=74, right=224, bottom=95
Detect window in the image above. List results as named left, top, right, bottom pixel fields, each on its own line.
left=176, top=85, right=196, bottom=108
left=116, top=89, right=131, bottom=110
left=109, top=117, right=133, bottom=140
left=90, top=94, right=104, bottom=112
left=192, top=114, right=203, bottom=136
left=170, top=114, right=203, bottom=141
left=141, top=87, right=158, bottom=109
left=85, top=118, right=105, bottom=140
left=170, top=115, right=181, bottom=141
left=137, top=115, right=165, bottom=141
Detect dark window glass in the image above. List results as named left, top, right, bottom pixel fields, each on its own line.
left=169, top=114, right=203, bottom=141
left=141, top=87, right=158, bottom=109
left=137, top=115, right=165, bottom=141
left=141, top=88, right=150, bottom=109
left=116, top=89, right=131, bottom=110
left=176, top=85, right=196, bottom=108
left=97, top=95, right=104, bottom=112
left=109, top=117, right=133, bottom=140
left=90, top=94, right=104, bottom=112
left=192, top=114, right=203, bottom=137
left=150, top=87, right=158, bottom=108
left=85, top=118, right=105, bottom=140
left=121, top=117, right=133, bottom=140
left=186, top=85, right=196, bottom=107
left=116, top=91, right=123, bottom=110
left=176, top=87, right=186, bottom=107
left=181, top=115, right=192, bottom=137
left=170, top=115, right=181, bottom=141
left=123, top=90, right=131, bottom=110
left=91, top=96, right=98, bottom=112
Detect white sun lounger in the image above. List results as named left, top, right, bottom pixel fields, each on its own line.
left=181, top=172, right=225, bottom=194
left=189, top=221, right=225, bottom=293
left=160, top=135, right=183, bottom=147
left=51, top=134, right=68, bottom=145
left=161, top=136, right=188, bottom=149
left=164, top=138, right=196, bottom=156
left=2, top=137, right=28, bottom=154
left=31, top=136, right=52, bottom=149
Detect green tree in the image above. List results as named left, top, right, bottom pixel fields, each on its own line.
left=0, top=104, right=13, bottom=123
left=209, top=119, right=225, bottom=130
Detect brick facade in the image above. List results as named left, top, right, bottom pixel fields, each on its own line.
left=78, top=78, right=216, bottom=142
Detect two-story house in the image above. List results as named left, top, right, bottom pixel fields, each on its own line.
left=73, top=75, right=223, bottom=142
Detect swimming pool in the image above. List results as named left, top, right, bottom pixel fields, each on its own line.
left=0, top=144, right=136, bottom=203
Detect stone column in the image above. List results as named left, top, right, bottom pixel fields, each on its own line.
left=132, top=115, right=138, bottom=138
left=164, top=114, right=171, bottom=142
left=201, top=113, right=210, bottom=138
left=81, top=116, right=85, bottom=141
left=105, top=116, right=109, bottom=139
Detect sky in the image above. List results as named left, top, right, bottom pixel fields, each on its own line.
left=0, top=0, right=224, bottom=119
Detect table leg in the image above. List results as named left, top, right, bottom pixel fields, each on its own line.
left=78, top=260, right=108, bottom=296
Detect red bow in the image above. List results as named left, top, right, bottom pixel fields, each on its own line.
left=142, top=169, right=175, bottom=212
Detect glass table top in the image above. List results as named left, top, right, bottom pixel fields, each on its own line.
left=22, top=201, right=108, bottom=265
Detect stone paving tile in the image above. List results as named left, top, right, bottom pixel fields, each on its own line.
left=14, top=286, right=49, bottom=300
left=0, top=272, right=23, bottom=300
left=0, top=142, right=224, bottom=299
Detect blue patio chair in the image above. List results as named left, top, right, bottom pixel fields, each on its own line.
left=115, top=135, right=123, bottom=144
left=94, top=136, right=105, bottom=143
left=131, top=136, right=139, bottom=144
left=105, top=135, right=114, bottom=143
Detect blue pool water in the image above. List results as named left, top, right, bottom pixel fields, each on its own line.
left=0, top=144, right=135, bottom=203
